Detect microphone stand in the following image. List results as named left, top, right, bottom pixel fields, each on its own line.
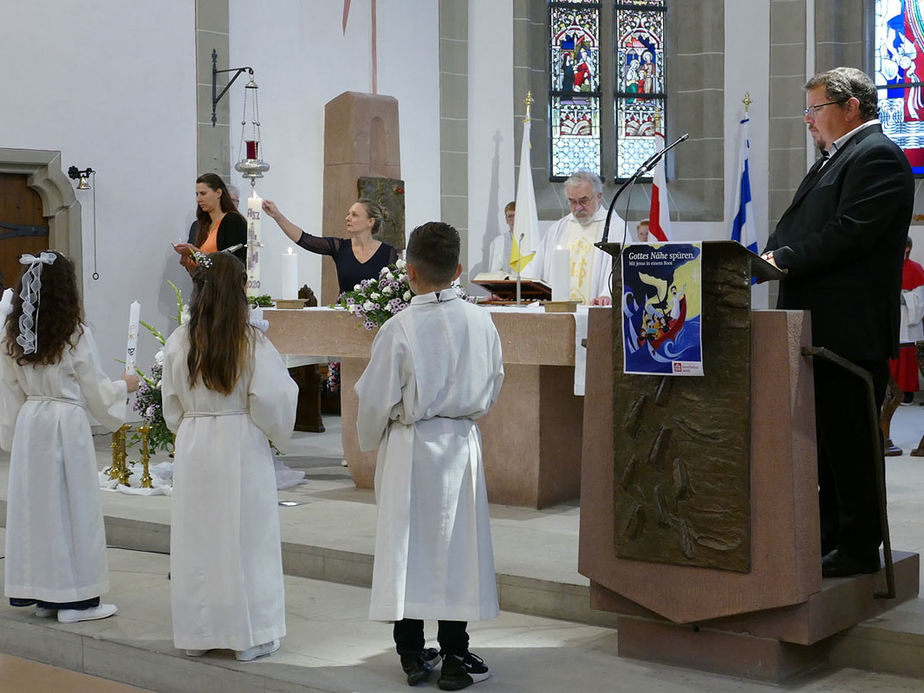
left=596, top=132, right=689, bottom=249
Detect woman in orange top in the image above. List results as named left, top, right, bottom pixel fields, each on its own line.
left=173, top=174, right=247, bottom=274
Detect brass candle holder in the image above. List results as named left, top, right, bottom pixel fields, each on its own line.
left=137, top=425, right=153, bottom=488
left=108, top=424, right=133, bottom=485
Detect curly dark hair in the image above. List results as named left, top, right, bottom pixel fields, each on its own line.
left=186, top=252, right=254, bottom=394
left=5, top=251, right=84, bottom=366
left=194, top=173, right=245, bottom=246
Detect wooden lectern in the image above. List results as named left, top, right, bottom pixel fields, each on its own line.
left=578, top=241, right=919, bottom=681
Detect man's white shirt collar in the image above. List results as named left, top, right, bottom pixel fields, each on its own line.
left=829, top=118, right=880, bottom=155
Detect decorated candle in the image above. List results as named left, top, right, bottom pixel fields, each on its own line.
left=246, top=191, right=262, bottom=298
left=125, top=301, right=140, bottom=374
left=550, top=246, right=570, bottom=301
left=281, top=247, right=299, bottom=300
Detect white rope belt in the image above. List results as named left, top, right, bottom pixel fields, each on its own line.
left=183, top=410, right=247, bottom=418
left=26, top=395, right=86, bottom=409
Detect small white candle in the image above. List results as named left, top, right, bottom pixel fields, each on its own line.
left=246, top=192, right=262, bottom=298
left=125, top=300, right=141, bottom=374
left=281, top=247, right=299, bottom=300
left=550, top=246, right=570, bottom=301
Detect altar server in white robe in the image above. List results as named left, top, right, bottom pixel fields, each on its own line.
left=1, top=252, right=138, bottom=623
left=356, top=222, right=504, bottom=690
left=532, top=170, right=621, bottom=305
left=163, top=251, right=297, bottom=662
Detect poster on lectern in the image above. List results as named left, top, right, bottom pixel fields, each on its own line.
left=621, top=242, right=703, bottom=376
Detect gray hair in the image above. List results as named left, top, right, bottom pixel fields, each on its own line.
left=227, top=184, right=241, bottom=201
left=564, top=170, right=603, bottom=196
left=805, top=67, right=878, bottom=120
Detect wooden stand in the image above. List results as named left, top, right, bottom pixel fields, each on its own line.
left=289, top=364, right=324, bottom=433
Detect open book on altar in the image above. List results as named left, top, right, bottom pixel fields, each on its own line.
left=472, top=272, right=552, bottom=300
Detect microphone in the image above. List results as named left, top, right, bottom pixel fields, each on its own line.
left=598, top=132, right=690, bottom=246
left=638, top=133, right=689, bottom=175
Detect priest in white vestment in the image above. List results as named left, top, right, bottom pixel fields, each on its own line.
left=356, top=222, right=503, bottom=688
left=532, top=170, right=623, bottom=304
left=163, top=252, right=297, bottom=661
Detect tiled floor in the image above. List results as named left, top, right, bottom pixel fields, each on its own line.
left=0, top=653, right=151, bottom=692
left=1, top=406, right=924, bottom=691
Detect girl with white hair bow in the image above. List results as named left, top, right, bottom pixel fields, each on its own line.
left=0, top=251, right=139, bottom=623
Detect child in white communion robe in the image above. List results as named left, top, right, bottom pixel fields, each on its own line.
left=162, top=251, right=297, bottom=663
left=0, top=251, right=138, bottom=623
left=356, top=222, right=505, bottom=690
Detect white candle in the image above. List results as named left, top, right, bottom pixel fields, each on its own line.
left=281, top=247, right=299, bottom=300
left=550, top=247, right=570, bottom=301
left=125, top=301, right=140, bottom=374
left=246, top=192, right=262, bottom=298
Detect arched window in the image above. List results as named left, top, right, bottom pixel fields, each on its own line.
left=874, top=0, right=924, bottom=174
left=548, top=1, right=667, bottom=181
left=549, top=0, right=602, bottom=179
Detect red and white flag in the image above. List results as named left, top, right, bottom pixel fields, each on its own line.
left=648, top=131, right=672, bottom=241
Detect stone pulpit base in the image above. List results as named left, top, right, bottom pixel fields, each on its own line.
left=579, top=308, right=920, bottom=682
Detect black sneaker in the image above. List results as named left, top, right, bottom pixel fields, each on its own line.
left=400, top=647, right=440, bottom=686
left=438, top=651, right=490, bottom=690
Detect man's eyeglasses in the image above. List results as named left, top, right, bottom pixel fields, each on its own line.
left=803, top=98, right=849, bottom=116
left=567, top=196, right=594, bottom=207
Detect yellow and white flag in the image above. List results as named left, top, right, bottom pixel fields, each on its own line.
left=510, top=109, right=540, bottom=274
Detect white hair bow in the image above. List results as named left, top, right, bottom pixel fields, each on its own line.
left=17, top=252, right=57, bottom=355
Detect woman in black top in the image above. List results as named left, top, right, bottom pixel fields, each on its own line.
left=261, top=198, right=399, bottom=295
left=173, top=174, right=247, bottom=274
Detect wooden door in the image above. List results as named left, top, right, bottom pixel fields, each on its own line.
left=0, top=174, right=49, bottom=291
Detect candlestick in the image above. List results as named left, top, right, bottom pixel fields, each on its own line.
left=125, top=301, right=140, bottom=374
left=550, top=247, right=570, bottom=301
left=281, top=247, right=298, bottom=300
left=138, top=425, right=153, bottom=489
left=246, top=192, right=263, bottom=298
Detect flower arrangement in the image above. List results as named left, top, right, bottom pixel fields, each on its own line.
left=336, top=258, right=413, bottom=330
left=335, top=257, right=474, bottom=330
left=131, top=281, right=186, bottom=455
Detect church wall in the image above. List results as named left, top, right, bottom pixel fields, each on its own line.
left=0, top=0, right=197, bottom=378
left=227, top=0, right=441, bottom=301
left=466, top=0, right=515, bottom=289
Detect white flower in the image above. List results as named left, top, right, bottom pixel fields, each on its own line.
left=153, top=349, right=164, bottom=365
left=354, top=283, right=362, bottom=291
left=180, top=305, right=190, bottom=325
left=370, top=292, right=381, bottom=301
left=382, top=286, right=393, bottom=295
left=380, top=266, right=390, bottom=276
left=385, top=271, right=395, bottom=281
left=363, top=301, right=374, bottom=312
left=395, top=258, right=406, bottom=269
left=347, top=304, right=357, bottom=314
left=403, top=291, right=412, bottom=301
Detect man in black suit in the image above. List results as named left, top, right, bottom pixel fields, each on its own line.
left=762, top=67, right=914, bottom=578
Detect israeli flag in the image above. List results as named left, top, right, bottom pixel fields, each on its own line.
left=731, top=117, right=758, bottom=255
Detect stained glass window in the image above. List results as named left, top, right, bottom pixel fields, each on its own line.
left=549, top=1, right=602, bottom=179
left=874, top=0, right=924, bottom=174
left=547, top=1, right=666, bottom=181
left=614, top=2, right=666, bottom=179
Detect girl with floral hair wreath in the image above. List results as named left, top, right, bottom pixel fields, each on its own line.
left=162, top=251, right=297, bottom=662
left=0, top=251, right=139, bottom=623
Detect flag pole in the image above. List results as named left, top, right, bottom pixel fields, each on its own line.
left=516, top=233, right=523, bottom=305
left=516, top=91, right=534, bottom=307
